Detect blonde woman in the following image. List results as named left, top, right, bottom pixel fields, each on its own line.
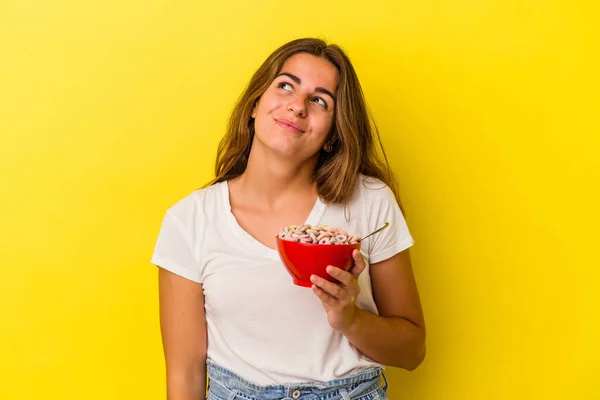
left=152, top=38, right=426, bottom=400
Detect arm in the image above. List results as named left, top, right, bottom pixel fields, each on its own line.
left=159, top=268, right=208, bottom=399
left=344, top=249, right=425, bottom=370
left=311, top=249, right=426, bottom=370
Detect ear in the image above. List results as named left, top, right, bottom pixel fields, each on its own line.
left=323, top=133, right=337, bottom=150
left=251, top=99, right=258, bottom=119
left=323, top=141, right=335, bottom=152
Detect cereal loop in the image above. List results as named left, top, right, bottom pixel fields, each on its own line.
left=279, top=224, right=359, bottom=245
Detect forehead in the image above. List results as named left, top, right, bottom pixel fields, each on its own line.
left=279, top=53, right=340, bottom=95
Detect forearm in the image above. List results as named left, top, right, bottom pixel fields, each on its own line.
left=166, top=367, right=207, bottom=400
left=341, top=308, right=426, bottom=370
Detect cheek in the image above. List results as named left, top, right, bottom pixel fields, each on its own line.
left=316, top=113, right=335, bottom=135
left=256, top=92, right=282, bottom=115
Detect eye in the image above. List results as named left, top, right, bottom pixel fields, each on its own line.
left=278, top=82, right=293, bottom=91
left=312, top=97, right=328, bottom=108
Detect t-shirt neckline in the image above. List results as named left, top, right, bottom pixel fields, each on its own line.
left=220, top=180, right=327, bottom=260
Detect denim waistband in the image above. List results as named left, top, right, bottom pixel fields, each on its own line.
left=206, top=358, right=387, bottom=400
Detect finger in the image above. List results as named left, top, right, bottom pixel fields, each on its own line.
left=326, top=265, right=353, bottom=287
left=325, top=266, right=360, bottom=298
left=312, top=284, right=335, bottom=306
left=349, top=249, right=367, bottom=278
left=310, top=274, right=347, bottom=300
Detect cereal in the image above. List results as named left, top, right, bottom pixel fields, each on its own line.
left=278, top=224, right=359, bottom=245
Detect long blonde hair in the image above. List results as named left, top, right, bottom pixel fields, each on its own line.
left=204, top=38, right=403, bottom=210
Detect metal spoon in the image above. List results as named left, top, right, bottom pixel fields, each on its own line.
left=358, top=222, right=390, bottom=242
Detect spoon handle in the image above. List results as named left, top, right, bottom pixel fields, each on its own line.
left=359, top=222, right=390, bottom=242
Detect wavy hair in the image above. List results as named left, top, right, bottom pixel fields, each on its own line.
left=204, top=38, right=403, bottom=210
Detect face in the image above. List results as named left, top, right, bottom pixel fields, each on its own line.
left=251, top=53, right=339, bottom=161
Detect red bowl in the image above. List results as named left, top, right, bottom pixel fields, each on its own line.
left=276, top=237, right=361, bottom=287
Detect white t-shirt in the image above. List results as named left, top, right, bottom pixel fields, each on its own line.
left=151, top=175, right=415, bottom=385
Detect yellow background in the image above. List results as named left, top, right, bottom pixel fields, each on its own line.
left=1, top=0, right=598, bottom=398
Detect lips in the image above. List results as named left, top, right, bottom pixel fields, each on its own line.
left=275, top=118, right=304, bottom=133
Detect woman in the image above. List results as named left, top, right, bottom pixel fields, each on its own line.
left=152, top=38, right=426, bottom=400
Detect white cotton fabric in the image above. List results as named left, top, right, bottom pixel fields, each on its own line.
left=151, top=175, right=415, bottom=385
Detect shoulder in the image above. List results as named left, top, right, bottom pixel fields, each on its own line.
left=353, top=174, right=397, bottom=205
left=164, top=181, right=225, bottom=224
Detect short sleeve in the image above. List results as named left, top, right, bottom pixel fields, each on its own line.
left=364, top=181, right=415, bottom=264
left=151, top=211, right=203, bottom=283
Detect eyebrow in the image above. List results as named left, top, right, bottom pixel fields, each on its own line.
left=276, top=72, right=336, bottom=102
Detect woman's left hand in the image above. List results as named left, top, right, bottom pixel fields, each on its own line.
left=310, top=249, right=366, bottom=332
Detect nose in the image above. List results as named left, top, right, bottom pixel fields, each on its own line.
left=286, top=97, right=307, bottom=117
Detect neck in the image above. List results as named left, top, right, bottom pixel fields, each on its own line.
left=234, top=145, right=318, bottom=208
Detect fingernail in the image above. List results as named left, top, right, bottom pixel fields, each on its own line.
left=326, top=266, right=333, bottom=273
left=310, top=275, right=319, bottom=283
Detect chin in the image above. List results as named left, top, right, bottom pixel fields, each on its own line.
left=259, top=137, right=297, bottom=156
left=255, top=133, right=315, bottom=159
left=271, top=146, right=300, bottom=158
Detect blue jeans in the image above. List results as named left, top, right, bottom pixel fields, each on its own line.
left=206, top=358, right=389, bottom=400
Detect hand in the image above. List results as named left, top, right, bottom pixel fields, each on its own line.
left=310, top=249, right=367, bottom=332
